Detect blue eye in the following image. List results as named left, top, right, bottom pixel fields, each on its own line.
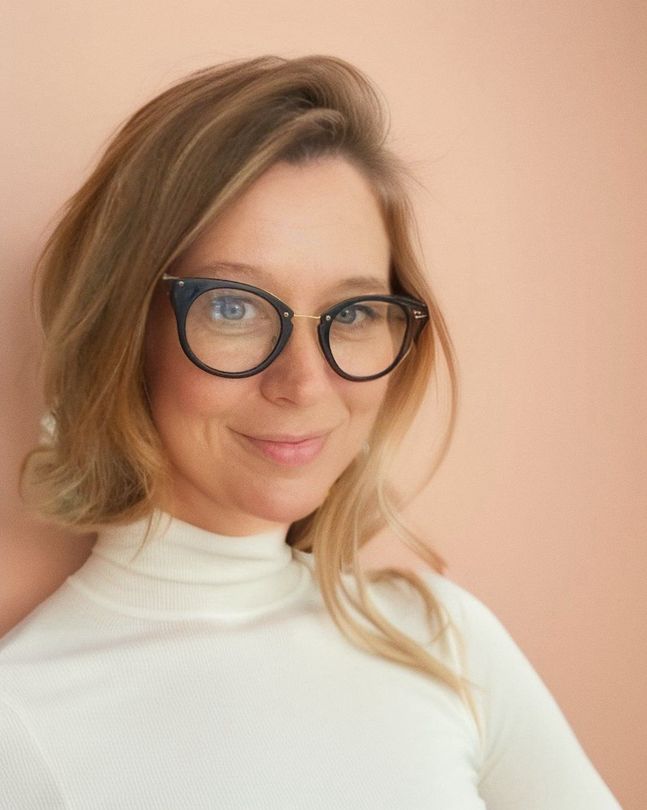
left=211, top=295, right=245, bottom=320
left=335, top=304, right=378, bottom=326
left=193, top=289, right=277, bottom=337
left=208, top=295, right=257, bottom=321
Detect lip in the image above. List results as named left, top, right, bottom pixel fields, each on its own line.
left=234, top=430, right=330, bottom=466
left=246, top=432, right=327, bottom=443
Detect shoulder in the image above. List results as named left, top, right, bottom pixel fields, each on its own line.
left=412, top=569, right=536, bottom=679
left=0, top=579, right=91, bottom=664
left=295, top=553, right=511, bottom=664
left=0, top=589, right=74, bottom=806
left=359, top=566, right=531, bottom=688
left=0, top=694, right=67, bottom=807
left=362, top=565, right=501, bottom=640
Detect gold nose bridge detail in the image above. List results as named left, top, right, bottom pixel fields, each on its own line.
left=283, top=312, right=332, bottom=322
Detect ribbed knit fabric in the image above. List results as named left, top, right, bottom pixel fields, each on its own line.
left=0, top=512, right=622, bottom=809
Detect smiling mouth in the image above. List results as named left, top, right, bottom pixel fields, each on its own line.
left=233, top=430, right=329, bottom=467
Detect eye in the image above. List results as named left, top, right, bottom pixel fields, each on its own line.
left=335, top=303, right=379, bottom=326
left=208, top=294, right=258, bottom=321
left=191, top=289, right=276, bottom=337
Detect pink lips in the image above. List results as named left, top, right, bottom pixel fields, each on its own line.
left=236, top=431, right=328, bottom=466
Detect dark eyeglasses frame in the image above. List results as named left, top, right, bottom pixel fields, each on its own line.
left=160, top=273, right=430, bottom=382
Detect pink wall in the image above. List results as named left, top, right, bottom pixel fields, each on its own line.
left=2, top=2, right=645, bottom=806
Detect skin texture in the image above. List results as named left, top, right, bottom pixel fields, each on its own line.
left=144, top=156, right=392, bottom=536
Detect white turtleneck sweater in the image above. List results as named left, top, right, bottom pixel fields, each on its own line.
left=0, top=512, right=621, bottom=809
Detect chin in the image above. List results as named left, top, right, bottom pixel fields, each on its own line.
left=238, top=486, right=328, bottom=526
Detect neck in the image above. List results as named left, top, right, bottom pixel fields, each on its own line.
left=67, top=509, right=311, bottom=621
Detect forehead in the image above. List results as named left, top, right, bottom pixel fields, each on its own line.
left=174, top=157, right=392, bottom=299
left=185, top=260, right=392, bottom=297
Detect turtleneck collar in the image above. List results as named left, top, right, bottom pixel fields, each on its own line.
left=67, top=510, right=313, bottom=621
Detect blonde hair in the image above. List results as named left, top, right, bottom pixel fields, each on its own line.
left=20, top=54, right=483, bottom=742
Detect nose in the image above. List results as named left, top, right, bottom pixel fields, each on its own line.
left=260, top=315, right=334, bottom=399
left=276, top=315, right=331, bottom=373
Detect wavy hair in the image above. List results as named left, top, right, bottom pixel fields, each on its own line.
left=20, top=54, right=482, bottom=741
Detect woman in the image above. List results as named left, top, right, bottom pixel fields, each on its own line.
left=1, top=55, right=621, bottom=808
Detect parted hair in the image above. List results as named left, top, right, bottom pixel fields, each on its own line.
left=20, top=54, right=483, bottom=740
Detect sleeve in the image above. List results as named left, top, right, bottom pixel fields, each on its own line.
left=454, top=586, right=624, bottom=810
left=0, top=696, right=67, bottom=809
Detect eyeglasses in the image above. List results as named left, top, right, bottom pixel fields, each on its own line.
left=160, top=273, right=430, bottom=381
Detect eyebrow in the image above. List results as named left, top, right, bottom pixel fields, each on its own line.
left=190, top=261, right=392, bottom=295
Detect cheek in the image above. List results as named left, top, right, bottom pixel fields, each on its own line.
left=145, top=334, right=250, bottom=441
left=353, top=378, right=389, bottom=414
left=144, top=307, right=235, bottom=422
left=144, top=298, right=217, bottom=418
left=147, top=358, right=238, bottom=425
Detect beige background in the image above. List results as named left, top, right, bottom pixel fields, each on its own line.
left=2, top=2, right=645, bottom=806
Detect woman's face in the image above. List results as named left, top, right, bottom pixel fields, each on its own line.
left=144, top=156, right=392, bottom=536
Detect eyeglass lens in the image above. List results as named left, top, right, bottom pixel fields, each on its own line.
left=185, top=288, right=409, bottom=378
